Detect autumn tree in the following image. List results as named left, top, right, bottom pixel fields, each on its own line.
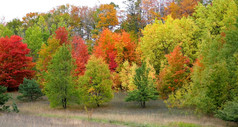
left=165, top=0, right=200, bottom=19
left=22, top=12, right=39, bottom=29
left=36, top=27, right=68, bottom=86
left=94, top=29, right=138, bottom=71
left=141, top=0, right=164, bottom=24
left=121, top=0, right=146, bottom=37
left=97, top=4, right=119, bottom=30
left=140, top=16, right=199, bottom=73
left=78, top=55, right=113, bottom=107
left=0, top=36, right=35, bottom=89
left=54, top=26, right=69, bottom=45
left=36, top=37, right=61, bottom=86
left=157, top=46, right=191, bottom=99
left=71, top=36, right=89, bottom=76
left=165, top=0, right=238, bottom=114
left=125, top=62, right=158, bottom=108
left=44, top=44, right=78, bottom=109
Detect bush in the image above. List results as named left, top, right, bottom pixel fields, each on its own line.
left=17, top=78, right=43, bottom=101
left=216, top=98, right=238, bottom=122
left=0, top=85, right=10, bottom=110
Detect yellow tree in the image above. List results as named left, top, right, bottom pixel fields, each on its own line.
left=140, top=16, right=199, bottom=73
left=97, top=4, right=119, bottom=30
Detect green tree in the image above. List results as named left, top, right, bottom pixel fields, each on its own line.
left=125, top=62, right=158, bottom=108
left=78, top=55, right=113, bottom=107
left=6, top=18, right=23, bottom=35
left=0, top=24, right=13, bottom=37
left=44, top=44, right=78, bottom=109
left=24, top=25, right=44, bottom=60
left=183, top=0, right=238, bottom=113
left=17, top=78, right=43, bottom=101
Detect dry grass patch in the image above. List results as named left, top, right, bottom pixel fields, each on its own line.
left=4, top=92, right=238, bottom=127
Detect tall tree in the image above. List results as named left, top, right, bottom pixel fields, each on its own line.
left=44, top=44, right=78, bottom=109
left=165, top=0, right=200, bottom=19
left=78, top=55, right=113, bottom=107
left=97, top=4, right=119, bottom=30
left=71, top=36, right=89, bottom=76
left=0, top=36, right=35, bottom=89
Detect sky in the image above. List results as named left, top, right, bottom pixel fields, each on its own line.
left=0, top=0, right=125, bottom=22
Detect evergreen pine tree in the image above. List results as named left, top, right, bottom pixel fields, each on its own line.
left=17, top=78, right=43, bottom=101
left=0, top=86, right=10, bottom=110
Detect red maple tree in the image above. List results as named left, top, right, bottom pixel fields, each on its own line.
left=71, top=36, right=89, bottom=75
left=54, top=27, right=69, bottom=45
left=0, top=35, right=35, bottom=89
left=93, top=29, right=138, bottom=71
left=158, top=46, right=191, bottom=99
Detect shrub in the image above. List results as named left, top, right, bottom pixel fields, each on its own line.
left=216, top=98, right=238, bottom=122
left=17, top=78, right=43, bottom=101
left=0, top=85, right=10, bottom=110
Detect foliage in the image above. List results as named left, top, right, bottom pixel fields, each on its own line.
left=78, top=55, right=113, bottom=107
left=125, top=62, right=158, bottom=108
left=140, top=16, right=199, bottom=73
left=119, top=61, right=138, bottom=91
left=6, top=18, right=23, bottom=35
left=36, top=37, right=61, bottom=86
left=97, top=4, right=119, bottom=30
left=0, top=24, right=14, bottom=37
left=0, top=36, right=35, bottom=89
left=182, top=1, right=238, bottom=113
left=0, top=86, right=10, bottom=110
left=216, top=98, right=238, bottom=122
left=157, top=46, right=191, bottom=99
left=17, top=78, right=43, bottom=101
left=165, top=0, right=200, bottom=19
left=71, top=36, right=89, bottom=76
left=24, top=25, right=45, bottom=60
left=12, top=102, right=19, bottom=113
left=193, top=0, right=238, bottom=41
left=54, top=27, right=69, bottom=45
left=44, top=44, right=78, bottom=109
left=94, top=29, right=138, bottom=72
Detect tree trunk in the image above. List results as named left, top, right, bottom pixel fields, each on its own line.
left=62, top=98, right=67, bottom=109
left=141, top=101, right=146, bottom=108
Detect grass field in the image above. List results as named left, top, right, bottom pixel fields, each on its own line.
left=1, top=92, right=237, bottom=127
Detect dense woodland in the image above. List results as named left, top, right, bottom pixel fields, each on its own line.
left=0, top=0, right=238, bottom=123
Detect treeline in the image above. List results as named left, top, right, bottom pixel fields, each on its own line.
left=0, top=0, right=238, bottom=122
